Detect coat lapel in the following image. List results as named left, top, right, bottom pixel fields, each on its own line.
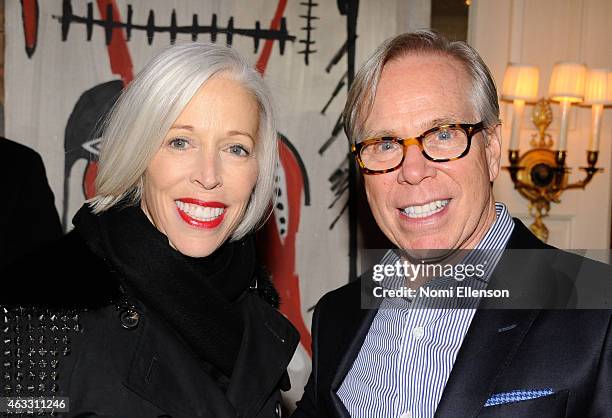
left=226, top=292, right=300, bottom=416
left=123, top=292, right=299, bottom=418
left=124, top=304, right=237, bottom=417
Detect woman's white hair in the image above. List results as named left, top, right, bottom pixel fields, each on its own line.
left=88, top=42, right=277, bottom=240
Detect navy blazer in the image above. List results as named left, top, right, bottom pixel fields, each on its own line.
left=293, top=220, right=612, bottom=417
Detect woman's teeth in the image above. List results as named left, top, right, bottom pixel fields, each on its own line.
left=176, top=201, right=224, bottom=221
left=401, top=199, right=449, bottom=218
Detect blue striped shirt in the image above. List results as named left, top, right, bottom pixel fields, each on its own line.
left=337, top=203, right=514, bottom=418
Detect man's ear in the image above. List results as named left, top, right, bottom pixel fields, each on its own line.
left=484, top=124, right=502, bottom=182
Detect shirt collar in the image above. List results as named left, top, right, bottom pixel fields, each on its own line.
left=475, top=202, right=514, bottom=250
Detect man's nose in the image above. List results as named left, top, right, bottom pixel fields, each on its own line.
left=190, top=150, right=222, bottom=190
left=397, top=143, right=436, bottom=185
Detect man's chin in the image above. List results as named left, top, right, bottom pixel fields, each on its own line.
left=399, top=247, right=455, bottom=263
left=395, top=236, right=457, bottom=261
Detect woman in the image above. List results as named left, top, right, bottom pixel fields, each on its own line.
left=1, top=43, right=298, bottom=417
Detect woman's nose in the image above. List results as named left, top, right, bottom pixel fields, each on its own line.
left=190, top=150, right=222, bottom=190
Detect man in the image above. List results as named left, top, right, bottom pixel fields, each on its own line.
left=293, top=31, right=611, bottom=417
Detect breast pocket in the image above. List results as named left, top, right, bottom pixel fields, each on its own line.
left=479, top=390, right=568, bottom=418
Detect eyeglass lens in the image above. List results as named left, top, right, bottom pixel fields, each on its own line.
left=359, top=127, right=469, bottom=170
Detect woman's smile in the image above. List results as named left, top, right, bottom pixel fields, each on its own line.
left=175, top=198, right=226, bottom=228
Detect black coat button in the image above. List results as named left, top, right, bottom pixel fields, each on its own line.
left=274, top=401, right=282, bottom=418
left=119, top=309, right=140, bottom=329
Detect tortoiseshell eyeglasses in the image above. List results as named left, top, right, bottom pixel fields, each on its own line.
left=351, top=122, right=486, bottom=175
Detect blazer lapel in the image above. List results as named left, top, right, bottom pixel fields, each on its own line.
left=436, top=219, right=551, bottom=417
left=329, top=306, right=380, bottom=417
left=435, top=308, right=540, bottom=417
left=328, top=276, right=383, bottom=417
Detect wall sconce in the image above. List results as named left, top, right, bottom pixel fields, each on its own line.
left=503, top=62, right=610, bottom=242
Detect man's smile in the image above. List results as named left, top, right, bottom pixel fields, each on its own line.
left=399, top=199, right=450, bottom=218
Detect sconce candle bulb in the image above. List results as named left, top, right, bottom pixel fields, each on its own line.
left=589, top=104, right=604, bottom=151
left=557, top=99, right=571, bottom=150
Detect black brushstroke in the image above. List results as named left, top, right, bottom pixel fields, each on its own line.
left=325, top=35, right=357, bottom=73
left=298, top=0, right=318, bottom=65
left=104, top=4, right=113, bottom=45
left=86, top=2, right=93, bottom=41
left=328, top=166, right=346, bottom=187
left=170, top=9, right=178, bottom=43
left=328, top=157, right=349, bottom=210
left=254, top=20, right=261, bottom=51
left=61, top=0, right=71, bottom=41
left=331, top=178, right=349, bottom=196
left=190, top=14, right=198, bottom=42
left=126, top=5, right=133, bottom=40
left=55, top=0, right=295, bottom=53
left=210, top=13, right=217, bottom=43
left=227, top=16, right=234, bottom=46
left=328, top=184, right=348, bottom=209
left=321, top=71, right=347, bottom=115
left=146, top=10, right=155, bottom=44
left=318, top=113, right=344, bottom=155
left=329, top=200, right=349, bottom=230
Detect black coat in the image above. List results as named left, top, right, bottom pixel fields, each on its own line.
left=0, top=137, right=62, bottom=269
left=1, top=230, right=300, bottom=417
left=293, top=219, right=612, bottom=417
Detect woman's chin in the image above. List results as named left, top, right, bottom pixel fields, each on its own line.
left=168, top=238, right=222, bottom=258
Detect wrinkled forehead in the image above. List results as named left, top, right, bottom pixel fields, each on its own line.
left=381, top=51, right=473, bottom=91
left=358, top=53, right=477, bottom=141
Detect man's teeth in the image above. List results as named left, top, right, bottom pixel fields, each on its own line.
left=176, top=201, right=224, bottom=221
left=401, top=199, right=449, bottom=218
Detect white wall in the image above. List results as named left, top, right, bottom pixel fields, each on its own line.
left=469, top=0, right=612, bottom=250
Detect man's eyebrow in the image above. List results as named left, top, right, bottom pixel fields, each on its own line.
left=360, top=129, right=397, bottom=140
left=415, top=116, right=463, bottom=131
left=359, top=116, right=465, bottom=141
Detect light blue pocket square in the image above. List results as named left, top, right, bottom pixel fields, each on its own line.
left=484, top=388, right=555, bottom=407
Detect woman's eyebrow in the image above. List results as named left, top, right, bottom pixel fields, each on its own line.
left=170, top=124, right=195, bottom=131
left=227, top=130, right=255, bottom=141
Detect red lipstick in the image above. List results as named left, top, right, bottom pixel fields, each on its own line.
left=175, top=198, right=226, bottom=229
